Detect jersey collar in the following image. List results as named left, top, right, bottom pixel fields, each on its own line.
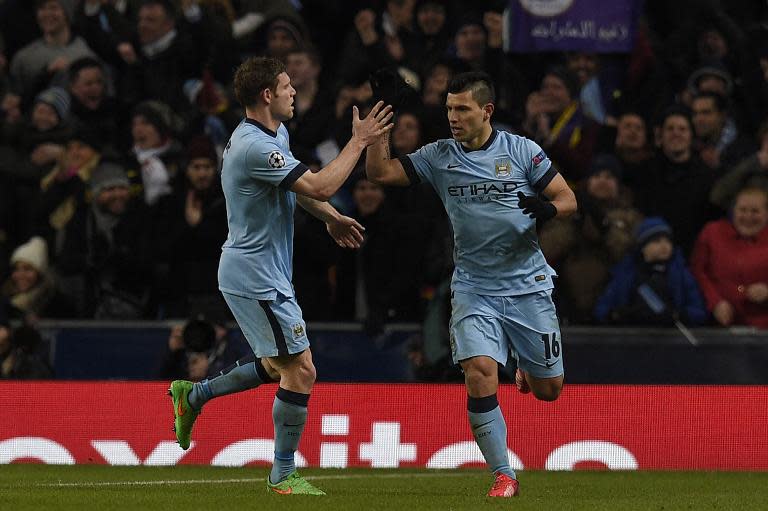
left=460, top=129, right=497, bottom=153
left=245, top=118, right=278, bottom=138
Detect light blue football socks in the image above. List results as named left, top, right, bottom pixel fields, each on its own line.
left=468, top=394, right=516, bottom=479
left=188, top=355, right=275, bottom=410
left=270, top=387, right=310, bottom=484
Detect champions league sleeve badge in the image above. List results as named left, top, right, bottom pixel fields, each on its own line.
left=268, top=150, right=286, bottom=168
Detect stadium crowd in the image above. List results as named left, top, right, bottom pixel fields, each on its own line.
left=1, top=0, right=768, bottom=368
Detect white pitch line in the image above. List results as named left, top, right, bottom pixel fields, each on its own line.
left=31, top=471, right=471, bottom=488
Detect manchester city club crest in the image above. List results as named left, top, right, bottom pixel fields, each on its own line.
left=494, top=158, right=512, bottom=177
left=292, top=323, right=305, bottom=339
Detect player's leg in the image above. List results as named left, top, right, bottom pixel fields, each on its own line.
left=451, top=291, right=518, bottom=497
left=504, top=290, right=564, bottom=402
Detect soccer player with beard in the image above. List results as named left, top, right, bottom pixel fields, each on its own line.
left=168, top=56, right=393, bottom=495
left=365, top=71, right=576, bottom=497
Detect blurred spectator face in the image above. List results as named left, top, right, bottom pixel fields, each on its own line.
left=285, top=52, right=319, bottom=90
left=31, top=103, right=59, bottom=132
left=269, top=72, right=296, bottom=121
left=353, top=179, right=385, bottom=216
left=586, top=170, right=619, bottom=201
left=697, top=75, right=728, bottom=97
left=187, top=352, right=209, bottom=381
left=417, top=3, right=446, bottom=35
left=131, top=115, right=163, bottom=149
left=691, top=96, right=725, bottom=140
left=268, top=28, right=298, bottom=60
left=659, top=115, right=692, bottom=161
left=387, top=0, right=415, bottom=28
left=641, top=235, right=673, bottom=263
left=423, top=64, right=451, bottom=106
left=698, top=29, right=728, bottom=61
left=392, top=112, right=421, bottom=154
left=37, top=0, right=68, bottom=36
left=138, top=4, right=174, bottom=46
left=567, top=52, right=598, bottom=86
left=70, top=66, right=105, bottom=110
left=455, top=24, right=486, bottom=62
left=186, top=158, right=216, bottom=192
left=0, top=327, right=9, bottom=355
left=11, top=261, right=41, bottom=293
left=732, top=189, right=768, bottom=238
left=63, top=140, right=97, bottom=168
left=96, top=184, right=130, bottom=215
left=541, top=74, right=572, bottom=113
left=615, top=113, right=647, bottom=151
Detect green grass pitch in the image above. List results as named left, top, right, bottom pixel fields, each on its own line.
left=1, top=465, right=766, bottom=510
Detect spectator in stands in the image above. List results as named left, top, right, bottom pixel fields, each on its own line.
left=119, top=0, right=199, bottom=110
left=73, top=0, right=135, bottom=69
left=130, top=100, right=184, bottom=205
left=283, top=47, right=334, bottom=158
left=261, top=16, right=306, bottom=61
left=691, top=187, right=768, bottom=329
left=710, top=119, right=768, bottom=211
left=594, top=217, right=707, bottom=326
left=611, top=111, right=652, bottom=187
left=691, top=91, right=754, bottom=172
left=153, top=135, right=227, bottom=318
left=1, top=236, right=72, bottom=321
left=0, top=323, right=52, bottom=379
left=159, top=315, right=252, bottom=382
left=522, top=66, right=599, bottom=180
left=540, top=154, right=642, bottom=323
left=391, top=110, right=422, bottom=157
left=411, top=0, right=451, bottom=77
left=566, top=52, right=619, bottom=126
left=633, top=106, right=716, bottom=256
left=56, top=162, right=152, bottom=318
left=6, top=0, right=96, bottom=104
left=67, top=57, right=126, bottom=153
left=35, top=126, right=103, bottom=254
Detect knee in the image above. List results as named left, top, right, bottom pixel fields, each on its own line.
left=532, top=381, right=562, bottom=402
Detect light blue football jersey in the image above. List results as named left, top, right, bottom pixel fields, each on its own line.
left=401, top=130, right=557, bottom=296
left=218, top=118, right=308, bottom=300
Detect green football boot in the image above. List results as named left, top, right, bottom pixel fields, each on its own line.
left=267, top=472, right=326, bottom=496
left=168, top=380, right=200, bottom=450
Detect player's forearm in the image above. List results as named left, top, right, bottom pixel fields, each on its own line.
left=296, top=195, right=341, bottom=224
left=364, top=133, right=391, bottom=182
left=550, top=189, right=577, bottom=218
left=311, top=138, right=366, bottom=199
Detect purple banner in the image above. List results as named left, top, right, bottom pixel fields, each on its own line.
left=504, top=0, right=643, bottom=53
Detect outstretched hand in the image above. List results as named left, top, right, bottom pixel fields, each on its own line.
left=327, top=215, right=366, bottom=249
left=517, top=191, right=557, bottom=222
left=352, top=101, right=394, bottom=147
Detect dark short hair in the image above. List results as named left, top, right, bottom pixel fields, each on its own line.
left=182, top=319, right=216, bottom=353
left=68, top=57, right=103, bottom=84
left=656, top=104, right=692, bottom=130
left=692, top=91, right=728, bottom=113
left=234, top=57, right=286, bottom=109
left=447, top=71, right=495, bottom=106
left=286, top=46, right=322, bottom=68
left=139, top=0, right=176, bottom=18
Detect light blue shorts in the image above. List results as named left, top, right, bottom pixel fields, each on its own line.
left=221, top=292, right=309, bottom=358
left=449, top=289, right=564, bottom=379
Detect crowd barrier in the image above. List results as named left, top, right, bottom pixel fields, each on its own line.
left=1, top=382, right=766, bottom=470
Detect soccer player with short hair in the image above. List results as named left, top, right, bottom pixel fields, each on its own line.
left=365, top=71, right=577, bottom=497
left=168, top=56, right=393, bottom=496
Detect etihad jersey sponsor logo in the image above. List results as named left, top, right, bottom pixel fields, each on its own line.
left=447, top=181, right=519, bottom=203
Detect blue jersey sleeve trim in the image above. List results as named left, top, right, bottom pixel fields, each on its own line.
left=279, top=163, right=309, bottom=190
left=398, top=156, right=421, bottom=185
left=533, top=166, right=557, bottom=193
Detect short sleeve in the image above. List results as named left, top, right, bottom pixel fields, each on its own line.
left=400, top=141, right=441, bottom=186
left=245, top=140, right=308, bottom=189
left=524, top=139, right=557, bottom=193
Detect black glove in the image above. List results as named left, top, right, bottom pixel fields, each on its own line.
left=517, top=191, right=557, bottom=222
left=369, top=67, right=418, bottom=110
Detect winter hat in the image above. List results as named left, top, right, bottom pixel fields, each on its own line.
left=34, top=87, right=70, bottom=121
left=635, top=217, right=673, bottom=248
left=545, top=66, right=581, bottom=100
left=266, top=16, right=304, bottom=47
left=588, top=153, right=623, bottom=180
left=186, top=135, right=217, bottom=162
left=132, top=101, right=175, bottom=138
left=10, top=236, right=49, bottom=273
left=687, top=60, right=734, bottom=96
left=90, top=162, right=130, bottom=195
